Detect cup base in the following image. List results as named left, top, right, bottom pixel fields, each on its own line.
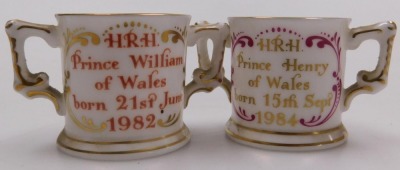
left=225, top=119, right=347, bottom=151
left=57, top=125, right=191, bottom=160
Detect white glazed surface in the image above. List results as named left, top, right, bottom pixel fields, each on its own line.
left=57, top=15, right=189, bottom=142
left=6, top=14, right=229, bottom=160
left=229, top=18, right=349, bottom=132
left=226, top=18, right=395, bottom=150
left=7, top=14, right=192, bottom=160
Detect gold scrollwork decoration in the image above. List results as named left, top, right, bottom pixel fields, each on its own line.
left=157, top=112, right=181, bottom=127
left=62, top=28, right=103, bottom=126
left=63, top=28, right=100, bottom=55
left=63, top=28, right=101, bottom=85
left=65, top=87, right=107, bottom=132
left=161, top=28, right=186, bottom=44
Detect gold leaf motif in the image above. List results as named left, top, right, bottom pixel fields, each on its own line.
left=65, top=87, right=107, bottom=132
left=61, top=28, right=103, bottom=132
left=63, top=28, right=100, bottom=55
left=157, top=112, right=180, bottom=127
left=161, top=30, right=185, bottom=44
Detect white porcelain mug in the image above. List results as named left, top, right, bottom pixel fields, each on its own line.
left=6, top=14, right=229, bottom=160
left=222, top=17, right=396, bottom=151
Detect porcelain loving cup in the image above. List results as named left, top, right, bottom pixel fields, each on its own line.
left=222, top=17, right=396, bottom=151
left=5, top=14, right=229, bottom=160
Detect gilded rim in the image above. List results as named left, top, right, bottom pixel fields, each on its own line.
left=228, top=17, right=350, bottom=20
left=226, top=128, right=347, bottom=147
left=229, top=119, right=345, bottom=136
left=56, top=13, right=190, bottom=17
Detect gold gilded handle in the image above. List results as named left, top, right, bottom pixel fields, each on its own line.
left=343, top=21, right=396, bottom=111
left=184, top=22, right=230, bottom=107
left=6, top=20, right=65, bottom=115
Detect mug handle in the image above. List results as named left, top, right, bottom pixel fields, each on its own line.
left=343, top=21, right=396, bottom=111
left=5, top=20, right=65, bottom=115
left=184, top=22, right=230, bottom=107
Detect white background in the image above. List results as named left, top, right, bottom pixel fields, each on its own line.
left=0, top=0, right=399, bottom=169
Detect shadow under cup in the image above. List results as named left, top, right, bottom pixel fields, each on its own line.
left=224, top=17, right=396, bottom=151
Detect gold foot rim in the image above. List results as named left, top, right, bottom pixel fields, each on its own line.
left=57, top=126, right=190, bottom=155
left=226, top=128, right=347, bottom=147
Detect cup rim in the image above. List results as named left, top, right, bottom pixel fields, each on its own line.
left=228, top=16, right=351, bottom=20
left=55, top=13, right=190, bottom=17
